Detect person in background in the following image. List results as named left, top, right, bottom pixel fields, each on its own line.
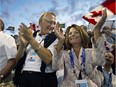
left=102, top=26, right=116, bottom=75
left=0, top=19, right=17, bottom=83
left=97, top=51, right=116, bottom=87
left=80, top=25, right=87, bottom=32
left=102, top=26, right=115, bottom=45
left=15, top=12, right=64, bottom=87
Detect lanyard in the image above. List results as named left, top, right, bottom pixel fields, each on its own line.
left=70, top=48, right=75, bottom=68
left=69, top=48, right=78, bottom=79
left=70, top=48, right=86, bottom=68
left=81, top=48, right=86, bottom=71
left=69, top=48, right=86, bottom=79
left=39, top=34, right=48, bottom=44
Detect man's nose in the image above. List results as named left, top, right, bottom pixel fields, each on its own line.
left=50, top=24, right=55, bottom=28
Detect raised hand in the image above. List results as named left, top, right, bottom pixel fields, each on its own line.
left=54, top=22, right=65, bottom=53
left=19, top=23, right=34, bottom=42
left=102, top=8, right=107, bottom=20
left=54, top=22, right=65, bottom=41
left=93, top=8, right=107, bottom=43
left=18, top=30, right=28, bottom=48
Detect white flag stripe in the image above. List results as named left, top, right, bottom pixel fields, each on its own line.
left=91, top=5, right=114, bottom=16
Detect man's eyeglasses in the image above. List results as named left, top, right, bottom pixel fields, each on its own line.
left=43, top=18, right=56, bottom=25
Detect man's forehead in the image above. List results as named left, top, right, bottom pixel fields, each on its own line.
left=44, top=14, right=56, bottom=20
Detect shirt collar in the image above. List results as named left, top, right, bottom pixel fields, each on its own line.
left=37, top=32, right=48, bottom=37
left=102, top=66, right=113, bottom=74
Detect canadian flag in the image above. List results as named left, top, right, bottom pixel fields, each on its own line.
left=82, top=0, right=116, bottom=25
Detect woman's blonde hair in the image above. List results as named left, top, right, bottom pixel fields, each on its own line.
left=65, top=24, right=89, bottom=50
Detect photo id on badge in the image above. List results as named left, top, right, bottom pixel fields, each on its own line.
left=75, top=79, right=88, bottom=87
left=27, top=51, right=37, bottom=62
left=31, top=52, right=37, bottom=56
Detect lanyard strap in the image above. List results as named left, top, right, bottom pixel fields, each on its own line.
left=70, top=49, right=78, bottom=79
left=69, top=48, right=86, bottom=80
left=81, top=48, right=86, bottom=71
left=39, top=34, right=48, bottom=44
left=70, top=49, right=74, bottom=68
